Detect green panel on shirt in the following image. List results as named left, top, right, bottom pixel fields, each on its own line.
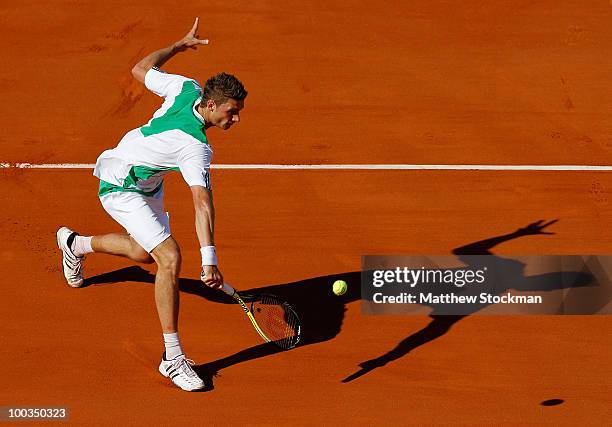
left=140, top=80, right=208, bottom=144
left=98, top=165, right=180, bottom=197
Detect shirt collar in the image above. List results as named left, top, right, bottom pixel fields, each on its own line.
left=192, top=98, right=205, bottom=124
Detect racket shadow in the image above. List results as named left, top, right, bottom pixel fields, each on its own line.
left=187, top=271, right=364, bottom=381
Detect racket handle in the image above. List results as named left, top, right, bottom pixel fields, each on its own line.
left=222, top=283, right=236, bottom=296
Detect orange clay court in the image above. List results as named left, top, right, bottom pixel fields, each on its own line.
left=1, top=1, right=611, bottom=425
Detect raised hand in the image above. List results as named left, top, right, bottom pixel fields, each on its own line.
left=174, top=17, right=209, bottom=51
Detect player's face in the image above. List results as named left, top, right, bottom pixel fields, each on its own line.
left=211, top=98, right=244, bottom=130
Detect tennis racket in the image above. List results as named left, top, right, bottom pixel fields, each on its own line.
left=221, top=283, right=302, bottom=350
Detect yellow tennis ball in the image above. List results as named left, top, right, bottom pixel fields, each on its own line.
left=332, top=280, right=348, bottom=296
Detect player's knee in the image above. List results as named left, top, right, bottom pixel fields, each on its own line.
left=155, top=246, right=181, bottom=271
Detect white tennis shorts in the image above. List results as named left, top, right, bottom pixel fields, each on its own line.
left=99, top=190, right=171, bottom=253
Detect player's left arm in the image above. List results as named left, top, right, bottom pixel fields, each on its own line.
left=131, top=17, right=209, bottom=83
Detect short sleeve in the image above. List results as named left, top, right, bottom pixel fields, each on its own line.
left=177, top=143, right=213, bottom=190
left=144, top=68, right=192, bottom=98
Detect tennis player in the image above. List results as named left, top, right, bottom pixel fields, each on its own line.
left=56, top=18, right=247, bottom=391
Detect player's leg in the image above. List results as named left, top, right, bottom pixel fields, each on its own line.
left=56, top=228, right=153, bottom=288
left=150, top=236, right=181, bottom=334
left=149, top=236, right=205, bottom=391
left=56, top=191, right=167, bottom=287
left=91, top=233, right=154, bottom=263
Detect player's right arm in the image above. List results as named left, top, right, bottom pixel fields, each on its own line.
left=131, top=17, right=208, bottom=83
left=178, top=143, right=223, bottom=289
left=191, top=185, right=224, bottom=289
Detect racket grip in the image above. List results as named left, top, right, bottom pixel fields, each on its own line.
left=222, top=283, right=236, bottom=295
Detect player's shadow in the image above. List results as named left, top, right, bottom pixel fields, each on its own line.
left=84, top=219, right=602, bottom=386
left=342, top=219, right=601, bottom=382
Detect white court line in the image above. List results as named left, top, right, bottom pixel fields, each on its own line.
left=0, top=163, right=611, bottom=171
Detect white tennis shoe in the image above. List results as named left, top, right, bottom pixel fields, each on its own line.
left=159, top=353, right=205, bottom=391
left=56, top=226, right=85, bottom=288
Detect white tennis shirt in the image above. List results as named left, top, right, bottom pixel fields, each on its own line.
left=94, top=68, right=212, bottom=197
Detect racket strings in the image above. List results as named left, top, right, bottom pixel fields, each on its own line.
left=251, top=295, right=301, bottom=349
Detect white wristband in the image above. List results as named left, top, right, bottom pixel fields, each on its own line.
left=200, top=246, right=218, bottom=266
